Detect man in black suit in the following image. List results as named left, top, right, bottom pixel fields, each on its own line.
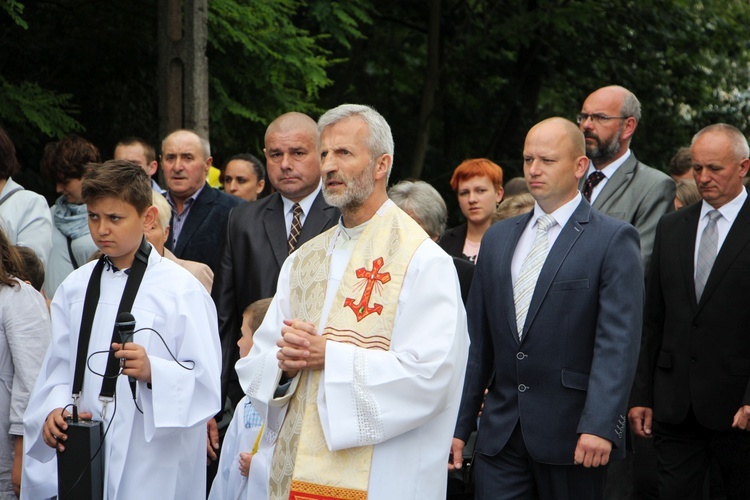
left=208, top=112, right=339, bottom=453
left=451, top=118, right=644, bottom=499
left=630, top=123, right=750, bottom=499
left=161, top=129, right=242, bottom=273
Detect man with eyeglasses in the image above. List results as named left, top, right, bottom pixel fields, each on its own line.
left=577, top=86, right=675, bottom=275
left=578, top=85, right=675, bottom=500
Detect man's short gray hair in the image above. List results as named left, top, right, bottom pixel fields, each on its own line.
left=620, top=91, right=642, bottom=122
left=161, top=129, right=211, bottom=160
left=318, top=104, right=394, bottom=174
left=692, top=123, right=750, bottom=161
left=388, top=180, right=447, bottom=239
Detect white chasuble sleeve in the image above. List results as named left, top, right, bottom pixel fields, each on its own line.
left=317, top=241, right=470, bottom=451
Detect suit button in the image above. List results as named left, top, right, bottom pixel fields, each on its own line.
left=693, top=321, right=699, bottom=328
left=691, top=357, right=697, bottom=364
left=518, top=384, right=528, bottom=392
left=516, top=352, right=527, bottom=360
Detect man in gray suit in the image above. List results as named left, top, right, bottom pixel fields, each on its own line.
left=578, top=86, right=675, bottom=498
left=577, top=85, right=675, bottom=273
left=451, top=118, right=644, bottom=499
left=208, top=112, right=339, bottom=464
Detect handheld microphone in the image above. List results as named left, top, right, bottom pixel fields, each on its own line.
left=115, top=312, right=136, bottom=384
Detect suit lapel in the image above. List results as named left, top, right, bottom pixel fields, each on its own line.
left=698, top=195, right=750, bottom=309
left=174, top=186, right=214, bottom=256
left=590, top=154, right=637, bottom=210
left=521, top=200, right=588, bottom=340
left=297, top=191, right=337, bottom=245
left=677, top=204, right=701, bottom=309
left=503, top=212, right=533, bottom=343
left=264, top=194, right=289, bottom=268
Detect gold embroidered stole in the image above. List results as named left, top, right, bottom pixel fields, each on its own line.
left=270, top=203, right=427, bottom=500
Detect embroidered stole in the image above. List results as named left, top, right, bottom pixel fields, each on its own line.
left=270, top=203, right=427, bottom=499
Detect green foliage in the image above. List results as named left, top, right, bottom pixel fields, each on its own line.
left=1, top=0, right=26, bottom=28
left=0, top=76, right=82, bottom=138
left=207, top=0, right=374, bottom=155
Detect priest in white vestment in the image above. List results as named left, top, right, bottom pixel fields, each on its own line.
left=236, top=104, right=470, bottom=499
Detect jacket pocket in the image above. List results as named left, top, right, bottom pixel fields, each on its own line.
left=561, top=369, right=589, bottom=391
left=656, top=351, right=672, bottom=369
left=551, top=279, right=590, bottom=291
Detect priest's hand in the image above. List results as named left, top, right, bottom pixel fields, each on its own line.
left=448, top=438, right=465, bottom=471
left=628, top=406, right=653, bottom=438
left=732, top=405, right=750, bottom=431
left=574, top=433, right=612, bottom=467
left=43, top=408, right=93, bottom=452
left=277, top=318, right=327, bottom=377
left=113, top=342, right=152, bottom=383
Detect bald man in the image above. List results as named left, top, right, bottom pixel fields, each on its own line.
left=212, top=112, right=339, bottom=420
left=452, top=118, right=644, bottom=499
left=577, top=85, right=675, bottom=273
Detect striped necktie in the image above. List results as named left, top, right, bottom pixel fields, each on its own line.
left=695, top=209, right=721, bottom=301
left=513, top=214, right=557, bottom=338
left=287, top=203, right=303, bottom=255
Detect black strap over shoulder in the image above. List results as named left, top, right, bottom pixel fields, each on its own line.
left=66, top=237, right=80, bottom=270
left=71, top=237, right=152, bottom=402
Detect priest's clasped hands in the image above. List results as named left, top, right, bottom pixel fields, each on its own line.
left=276, top=318, right=327, bottom=378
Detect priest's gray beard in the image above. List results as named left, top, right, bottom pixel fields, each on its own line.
left=323, top=162, right=375, bottom=213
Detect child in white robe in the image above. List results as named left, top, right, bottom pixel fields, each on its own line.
left=21, top=161, right=221, bottom=499
left=209, top=298, right=271, bottom=500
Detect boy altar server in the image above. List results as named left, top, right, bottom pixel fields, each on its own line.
left=21, top=160, right=221, bottom=499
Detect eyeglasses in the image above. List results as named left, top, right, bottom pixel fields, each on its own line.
left=576, top=113, right=630, bottom=125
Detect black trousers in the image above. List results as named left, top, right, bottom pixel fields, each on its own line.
left=653, top=409, right=750, bottom=500
left=473, top=422, right=607, bottom=500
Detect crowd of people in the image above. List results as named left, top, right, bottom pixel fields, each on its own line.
left=0, top=84, right=748, bottom=500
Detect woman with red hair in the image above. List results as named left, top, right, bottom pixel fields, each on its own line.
left=438, top=158, right=504, bottom=263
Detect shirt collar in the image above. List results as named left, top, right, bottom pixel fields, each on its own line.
left=281, top=182, right=322, bottom=217
left=699, top=187, right=747, bottom=224
left=531, top=192, right=581, bottom=230
left=102, top=255, right=130, bottom=275
left=166, top=183, right=206, bottom=210
left=588, top=149, right=632, bottom=179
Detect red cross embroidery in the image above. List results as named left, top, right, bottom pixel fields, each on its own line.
left=344, top=257, right=391, bottom=322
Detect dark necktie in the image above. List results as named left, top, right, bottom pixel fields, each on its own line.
left=582, top=171, right=606, bottom=202
left=287, top=203, right=303, bottom=255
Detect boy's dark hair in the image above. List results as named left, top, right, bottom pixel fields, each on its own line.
left=0, top=229, right=24, bottom=288
left=40, top=134, right=101, bottom=183
left=14, top=246, right=45, bottom=291
left=82, top=160, right=153, bottom=214
left=242, top=297, right=273, bottom=335
left=0, top=127, right=21, bottom=180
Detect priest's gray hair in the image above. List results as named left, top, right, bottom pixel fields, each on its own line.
left=318, top=104, right=394, bottom=177
left=388, top=180, right=447, bottom=239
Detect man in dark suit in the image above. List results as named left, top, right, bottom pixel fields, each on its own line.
left=577, top=85, right=674, bottom=274
left=209, top=112, right=339, bottom=445
left=161, top=129, right=242, bottom=273
left=629, top=123, right=750, bottom=499
left=451, top=117, right=644, bottom=499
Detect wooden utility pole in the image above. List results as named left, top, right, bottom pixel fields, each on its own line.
left=157, top=0, right=209, bottom=142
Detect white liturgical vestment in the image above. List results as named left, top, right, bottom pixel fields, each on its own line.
left=237, top=201, right=470, bottom=499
